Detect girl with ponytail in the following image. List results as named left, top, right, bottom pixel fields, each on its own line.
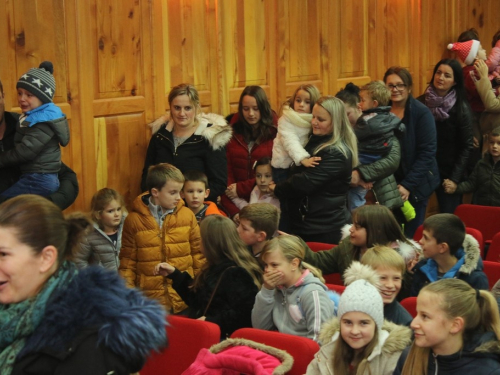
left=251, top=235, right=335, bottom=343
left=394, top=278, right=500, bottom=374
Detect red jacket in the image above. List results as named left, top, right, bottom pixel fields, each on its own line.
left=464, top=65, right=486, bottom=113
left=221, top=114, right=277, bottom=216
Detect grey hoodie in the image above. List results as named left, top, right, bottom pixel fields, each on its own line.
left=252, top=270, right=335, bottom=343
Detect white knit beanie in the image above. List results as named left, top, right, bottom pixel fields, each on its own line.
left=338, top=262, right=384, bottom=330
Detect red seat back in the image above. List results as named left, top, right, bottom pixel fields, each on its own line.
left=454, top=204, right=500, bottom=244
left=325, top=283, right=346, bottom=294
left=486, top=232, right=500, bottom=262
left=483, top=260, right=500, bottom=290
left=230, top=328, right=319, bottom=375
left=305, top=242, right=343, bottom=285
left=400, top=297, right=418, bottom=318
left=140, top=315, right=220, bottom=375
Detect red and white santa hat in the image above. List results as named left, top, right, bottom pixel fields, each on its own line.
left=447, top=40, right=480, bottom=65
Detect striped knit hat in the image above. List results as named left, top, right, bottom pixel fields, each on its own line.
left=17, top=61, right=56, bottom=104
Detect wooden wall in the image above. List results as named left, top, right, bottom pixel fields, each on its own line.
left=0, top=0, right=497, bottom=212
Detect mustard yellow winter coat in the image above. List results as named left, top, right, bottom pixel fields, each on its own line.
left=119, top=193, right=203, bottom=313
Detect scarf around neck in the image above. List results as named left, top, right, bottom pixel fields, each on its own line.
left=424, top=86, right=457, bottom=121
left=0, top=261, right=76, bottom=375
left=281, top=105, right=313, bottom=129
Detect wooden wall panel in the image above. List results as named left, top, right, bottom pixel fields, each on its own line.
left=0, top=0, right=499, bottom=212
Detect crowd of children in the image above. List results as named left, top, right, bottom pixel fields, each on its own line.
left=2, top=27, right=500, bottom=373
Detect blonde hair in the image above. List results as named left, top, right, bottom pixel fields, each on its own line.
left=313, top=96, right=359, bottom=168
left=361, top=246, right=406, bottom=276
left=331, top=326, right=379, bottom=375
left=146, top=163, right=185, bottom=193
left=283, top=83, right=321, bottom=114
left=261, top=235, right=324, bottom=283
left=400, top=279, right=500, bottom=375
left=360, top=80, right=391, bottom=106
left=89, top=188, right=126, bottom=229
left=193, top=215, right=262, bottom=290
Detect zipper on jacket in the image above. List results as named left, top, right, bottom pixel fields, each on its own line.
left=234, top=134, right=255, bottom=180
left=157, top=131, right=203, bottom=155
left=432, top=353, right=438, bottom=375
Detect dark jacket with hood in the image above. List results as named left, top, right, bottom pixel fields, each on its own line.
left=411, top=234, right=489, bottom=296
left=168, top=259, right=259, bottom=339
left=0, top=111, right=78, bottom=209
left=12, top=267, right=167, bottom=375
left=393, top=331, right=500, bottom=375
left=141, top=113, right=232, bottom=202
left=274, top=134, right=352, bottom=236
left=396, top=96, right=440, bottom=202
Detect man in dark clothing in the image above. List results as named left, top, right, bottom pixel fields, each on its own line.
left=0, top=79, right=78, bottom=209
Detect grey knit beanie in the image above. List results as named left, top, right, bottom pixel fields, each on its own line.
left=17, top=61, right=56, bottom=104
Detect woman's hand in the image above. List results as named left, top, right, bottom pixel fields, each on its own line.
left=263, top=269, right=283, bottom=290
left=443, top=179, right=457, bottom=194
left=397, top=185, right=410, bottom=201
left=350, top=170, right=361, bottom=186
left=225, top=183, right=238, bottom=199
left=474, top=59, right=489, bottom=80
left=300, top=156, right=321, bottom=168
left=154, top=262, right=175, bottom=276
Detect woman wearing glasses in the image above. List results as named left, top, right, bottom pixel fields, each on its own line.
left=270, top=96, right=358, bottom=244
left=383, top=67, right=440, bottom=238
left=418, top=59, right=474, bottom=214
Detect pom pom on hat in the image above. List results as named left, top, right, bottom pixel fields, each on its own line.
left=338, top=262, right=384, bottom=330
left=16, top=60, right=56, bottom=104
left=447, top=40, right=480, bottom=65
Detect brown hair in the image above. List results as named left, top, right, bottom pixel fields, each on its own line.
left=0, top=195, right=91, bottom=265
left=90, top=188, right=126, bottom=229
left=400, top=279, right=500, bottom=375
left=335, top=82, right=360, bottom=108
left=422, top=213, right=465, bottom=255
left=183, top=170, right=209, bottom=190
left=146, top=163, right=185, bottom=193
left=457, top=28, right=479, bottom=42
left=193, top=215, right=262, bottom=290
left=239, top=203, right=280, bottom=240
left=490, top=127, right=500, bottom=137
left=383, top=66, right=413, bottom=93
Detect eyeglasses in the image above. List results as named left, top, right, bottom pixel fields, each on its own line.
left=387, top=84, right=406, bottom=91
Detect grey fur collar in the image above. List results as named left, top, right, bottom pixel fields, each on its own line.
left=459, top=234, right=481, bottom=274
left=148, top=112, right=232, bottom=150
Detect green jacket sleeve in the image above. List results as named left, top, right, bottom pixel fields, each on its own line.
left=303, top=238, right=353, bottom=276
left=357, top=138, right=401, bottom=182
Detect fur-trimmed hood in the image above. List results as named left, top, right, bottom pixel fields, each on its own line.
left=149, top=112, right=232, bottom=150
left=19, top=267, right=167, bottom=369
left=318, top=318, right=412, bottom=359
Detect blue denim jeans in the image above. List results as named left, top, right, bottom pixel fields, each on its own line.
left=348, top=185, right=368, bottom=212
left=1, top=173, right=59, bottom=198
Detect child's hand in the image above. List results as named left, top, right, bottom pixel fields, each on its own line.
left=473, top=136, right=480, bottom=149
left=350, top=170, right=361, bottom=187
left=225, top=184, right=238, bottom=199
left=474, top=59, right=489, bottom=80
left=443, top=179, right=457, bottom=194
left=232, top=213, right=240, bottom=225
left=397, top=185, right=410, bottom=201
left=263, top=269, right=283, bottom=290
left=359, top=179, right=373, bottom=190
left=300, top=156, right=321, bottom=168
left=154, top=262, right=175, bottom=276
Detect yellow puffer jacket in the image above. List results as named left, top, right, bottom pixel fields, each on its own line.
left=119, top=193, right=203, bottom=313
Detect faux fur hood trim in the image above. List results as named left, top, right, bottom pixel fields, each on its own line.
left=149, top=112, right=232, bottom=150
left=459, top=234, right=482, bottom=274
left=210, top=338, right=294, bottom=374
left=19, top=267, right=167, bottom=367
left=318, top=318, right=412, bottom=356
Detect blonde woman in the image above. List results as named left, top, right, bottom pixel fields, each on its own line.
left=270, top=96, right=358, bottom=244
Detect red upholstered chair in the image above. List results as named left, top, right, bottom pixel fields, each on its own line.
left=230, top=328, right=319, bottom=375
left=413, top=225, right=485, bottom=258
left=325, top=283, right=346, bottom=294
left=305, top=242, right=343, bottom=285
left=400, top=297, right=418, bottom=318
left=483, top=260, right=500, bottom=290
left=140, top=315, right=220, bottom=375
left=486, top=232, right=500, bottom=262
left=454, top=204, right=500, bottom=246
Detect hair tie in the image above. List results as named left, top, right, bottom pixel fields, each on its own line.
left=476, top=289, right=481, bottom=301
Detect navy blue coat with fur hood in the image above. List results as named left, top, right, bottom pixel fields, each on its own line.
left=12, top=267, right=167, bottom=375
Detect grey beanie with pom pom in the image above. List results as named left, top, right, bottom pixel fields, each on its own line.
left=17, top=61, right=56, bottom=104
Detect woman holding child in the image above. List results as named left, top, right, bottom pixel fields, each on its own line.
left=270, top=96, right=357, bottom=244
left=141, top=84, right=232, bottom=202
left=418, top=59, right=474, bottom=214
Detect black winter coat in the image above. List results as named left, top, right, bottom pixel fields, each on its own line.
left=12, top=267, right=167, bottom=375
left=168, top=259, right=259, bottom=339
left=417, top=95, right=474, bottom=183
left=274, top=134, right=352, bottom=236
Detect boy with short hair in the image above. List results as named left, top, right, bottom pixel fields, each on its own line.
left=349, top=81, right=404, bottom=212
left=119, top=163, right=203, bottom=313
left=237, top=203, right=280, bottom=257
left=361, top=246, right=413, bottom=326
left=181, top=170, right=225, bottom=223
left=444, top=127, right=500, bottom=206
left=410, top=213, right=488, bottom=296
